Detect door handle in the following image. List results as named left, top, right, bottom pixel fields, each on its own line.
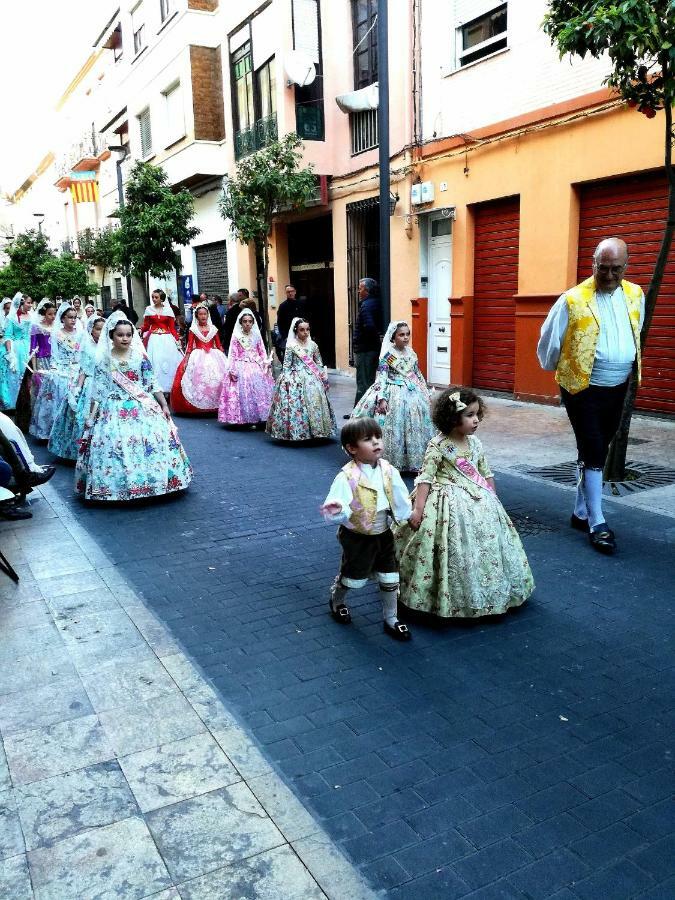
left=439, top=326, right=446, bottom=333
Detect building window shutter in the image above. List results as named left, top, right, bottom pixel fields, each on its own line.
left=164, top=82, right=184, bottom=145
left=138, top=108, right=152, bottom=157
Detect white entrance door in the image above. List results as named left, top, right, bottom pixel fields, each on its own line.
left=427, top=215, right=452, bottom=384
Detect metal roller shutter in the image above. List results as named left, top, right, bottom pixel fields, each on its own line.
left=472, top=196, right=520, bottom=392
left=578, top=172, right=675, bottom=415
left=195, top=241, right=229, bottom=299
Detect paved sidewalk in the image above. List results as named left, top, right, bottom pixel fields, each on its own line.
left=0, top=490, right=376, bottom=899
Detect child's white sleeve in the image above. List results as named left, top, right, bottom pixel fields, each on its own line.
left=322, top=472, right=353, bottom=524
left=391, top=468, right=413, bottom=521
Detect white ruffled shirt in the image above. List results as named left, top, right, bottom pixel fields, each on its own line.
left=537, top=285, right=645, bottom=387
left=323, top=460, right=412, bottom=534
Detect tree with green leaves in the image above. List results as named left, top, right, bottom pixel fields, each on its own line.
left=219, top=133, right=317, bottom=334
left=77, top=225, right=120, bottom=287
left=39, top=253, right=98, bottom=300
left=543, top=1, right=675, bottom=480
left=0, top=229, right=51, bottom=299
left=115, top=161, right=199, bottom=303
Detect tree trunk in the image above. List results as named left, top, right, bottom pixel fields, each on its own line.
left=604, top=99, right=675, bottom=481
left=100, top=267, right=107, bottom=288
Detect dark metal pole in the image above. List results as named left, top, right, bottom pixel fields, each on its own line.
left=377, top=0, right=390, bottom=324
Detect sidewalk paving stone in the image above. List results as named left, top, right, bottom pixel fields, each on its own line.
left=14, top=760, right=139, bottom=851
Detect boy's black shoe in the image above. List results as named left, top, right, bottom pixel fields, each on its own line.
left=570, top=514, right=590, bottom=533
left=0, top=500, right=32, bottom=521
left=384, top=620, right=411, bottom=641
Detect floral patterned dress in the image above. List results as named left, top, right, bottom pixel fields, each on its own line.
left=0, top=317, right=32, bottom=410
left=218, top=333, right=274, bottom=425
left=170, top=329, right=228, bottom=414
left=395, top=434, right=534, bottom=618
left=48, top=338, right=97, bottom=461
left=266, top=341, right=336, bottom=440
left=352, top=348, right=435, bottom=471
left=31, top=330, right=80, bottom=441
left=75, top=352, right=193, bottom=501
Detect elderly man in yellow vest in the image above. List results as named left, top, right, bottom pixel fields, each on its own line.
left=537, top=237, right=644, bottom=555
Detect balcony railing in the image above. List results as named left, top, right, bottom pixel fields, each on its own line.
left=350, top=108, right=378, bottom=156
left=234, top=114, right=278, bottom=160
left=56, top=131, right=104, bottom=180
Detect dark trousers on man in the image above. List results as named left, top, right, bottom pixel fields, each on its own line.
left=354, top=350, right=379, bottom=406
left=560, top=381, right=628, bottom=469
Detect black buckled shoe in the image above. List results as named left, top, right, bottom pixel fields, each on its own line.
left=384, top=620, right=412, bottom=641
left=329, top=601, right=352, bottom=624
left=570, top=514, right=590, bottom=533
left=589, top=523, right=616, bottom=555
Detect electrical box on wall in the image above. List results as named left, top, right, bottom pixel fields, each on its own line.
left=411, top=181, right=435, bottom=205
left=421, top=181, right=435, bottom=203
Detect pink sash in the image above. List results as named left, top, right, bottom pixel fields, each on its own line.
left=112, top=368, right=163, bottom=418
left=440, top=442, right=495, bottom=494
left=293, top=345, right=327, bottom=385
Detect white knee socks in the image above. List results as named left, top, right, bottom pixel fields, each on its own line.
left=583, top=467, right=605, bottom=529
left=574, top=464, right=588, bottom=520
left=379, top=586, right=399, bottom=626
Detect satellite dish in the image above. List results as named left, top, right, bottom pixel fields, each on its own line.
left=285, top=50, right=316, bottom=87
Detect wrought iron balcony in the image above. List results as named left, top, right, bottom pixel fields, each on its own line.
left=55, top=130, right=104, bottom=182
left=234, top=114, right=278, bottom=160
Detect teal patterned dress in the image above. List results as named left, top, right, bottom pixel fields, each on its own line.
left=395, top=434, right=534, bottom=618
left=266, top=342, right=336, bottom=441
left=352, top=348, right=435, bottom=472
left=75, top=351, right=193, bottom=501
left=0, top=317, right=31, bottom=410
left=30, top=331, right=80, bottom=440
left=48, top=337, right=97, bottom=461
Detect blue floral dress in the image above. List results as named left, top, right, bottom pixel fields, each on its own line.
left=0, top=318, right=31, bottom=410
left=75, top=351, right=193, bottom=501
left=31, top=331, right=81, bottom=440
left=49, top=338, right=97, bottom=461
left=352, top=348, right=435, bottom=472
left=266, top=341, right=336, bottom=440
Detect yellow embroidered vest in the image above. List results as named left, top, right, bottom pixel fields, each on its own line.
left=342, top=459, right=395, bottom=534
left=556, top=277, right=643, bottom=394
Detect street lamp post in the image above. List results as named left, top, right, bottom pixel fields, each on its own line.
left=107, top=144, right=134, bottom=311
left=32, top=213, right=45, bottom=235
left=377, top=0, right=391, bottom=324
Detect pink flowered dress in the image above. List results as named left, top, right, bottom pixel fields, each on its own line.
left=218, top=332, right=274, bottom=424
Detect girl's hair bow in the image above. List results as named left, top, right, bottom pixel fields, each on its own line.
left=449, top=391, right=467, bottom=411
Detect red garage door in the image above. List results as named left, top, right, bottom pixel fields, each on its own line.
left=472, top=196, right=520, bottom=392
left=578, top=173, right=675, bottom=415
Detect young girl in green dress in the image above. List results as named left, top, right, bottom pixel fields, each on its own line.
left=395, top=388, right=534, bottom=619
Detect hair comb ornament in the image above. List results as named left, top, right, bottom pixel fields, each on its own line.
left=449, top=391, right=467, bottom=411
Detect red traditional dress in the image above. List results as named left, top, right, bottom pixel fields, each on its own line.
left=170, top=317, right=228, bottom=414
left=141, top=303, right=184, bottom=393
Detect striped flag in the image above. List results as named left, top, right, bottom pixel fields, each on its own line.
left=70, top=180, right=99, bottom=204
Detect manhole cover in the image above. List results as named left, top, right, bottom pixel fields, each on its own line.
left=520, top=460, right=675, bottom=496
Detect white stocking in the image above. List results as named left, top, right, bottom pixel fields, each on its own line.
left=379, top=585, right=399, bottom=626
left=583, top=467, right=605, bottom=529
left=574, top=464, right=588, bottom=520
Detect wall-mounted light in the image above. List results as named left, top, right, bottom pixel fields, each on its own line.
left=389, top=192, right=399, bottom=217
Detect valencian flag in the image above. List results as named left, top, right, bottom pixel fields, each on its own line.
left=70, top=179, right=99, bottom=204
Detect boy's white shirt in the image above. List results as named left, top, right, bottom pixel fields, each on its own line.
left=322, top=460, right=412, bottom=533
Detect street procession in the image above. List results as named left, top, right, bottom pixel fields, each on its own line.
left=0, top=1, right=673, bottom=899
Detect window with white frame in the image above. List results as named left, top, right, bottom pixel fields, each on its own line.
left=163, top=82, right=184, bottom=146
left=160, top=0, right=171, bottom=23
left=131, top=3, right=146, bottom=55
left=137, top=107, right=153, bottom=158
left=457, top=3, right=507, bottom=67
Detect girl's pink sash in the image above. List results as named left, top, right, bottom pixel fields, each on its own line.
left=440, top=443, right=495, bottom=494
left=112, top=368, right=162, bottom=417
left=293, top=345, right=327, bottom=385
